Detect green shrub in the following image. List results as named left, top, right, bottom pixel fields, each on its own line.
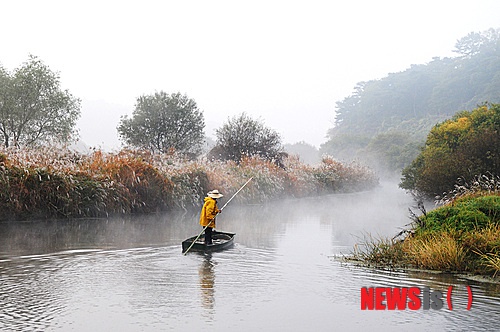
left=418, top=195, right=500, bottom=234
left=400, top=103, right=500, bottom=198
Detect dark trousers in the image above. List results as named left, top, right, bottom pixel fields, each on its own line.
left=204, top=227, right=213, bottom=245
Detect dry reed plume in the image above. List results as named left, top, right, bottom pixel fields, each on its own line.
left=0, top=147, right=379, bottom=221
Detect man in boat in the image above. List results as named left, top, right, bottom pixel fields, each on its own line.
left=199, top=190, right=223, bottom=245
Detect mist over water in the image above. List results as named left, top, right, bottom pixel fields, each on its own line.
left=1, top=182, right=499, bottom=331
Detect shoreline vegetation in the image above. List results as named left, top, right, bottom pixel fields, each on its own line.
left=0, top=146, right=379, bottom=221
left=3, top=146, right=498, bottom=279
left=349, top=174, right=500, bottom=278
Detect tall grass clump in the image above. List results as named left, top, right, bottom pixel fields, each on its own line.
left=352, top=234, right=407, bottom=268
left=0, top=147, right=379, bottom=221
left=282, top=155, right=318, bottom=197
left=232, top=156, right=288, bottom=202
left=402, top=231, right=466, bottom=271
left=82, top=150, right=175, bottom=213
left=0, top=148, right=177, bottom=218
left=438, top=173, right=500, bottom=204
left=0, top=149, right=105, bottom=219
left=352, top=174, right=500, bottom=276
left=314, top=156, right=379, bottom=193
left=462, top=224, right=500, bottom=275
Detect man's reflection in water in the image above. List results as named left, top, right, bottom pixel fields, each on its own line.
left=199, top=253, right=215, bottom=316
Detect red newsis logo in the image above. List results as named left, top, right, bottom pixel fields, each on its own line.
left=360, top=286, right=473, bottom=310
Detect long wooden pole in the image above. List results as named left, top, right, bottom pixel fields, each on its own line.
left=182, top=177, right=253, bottom=255
left=219, top=176, right=253, bottom=211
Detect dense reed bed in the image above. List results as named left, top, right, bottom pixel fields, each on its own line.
left=0, top=147, right=378, bottom=221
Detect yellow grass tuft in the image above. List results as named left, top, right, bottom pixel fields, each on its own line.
left=402, top=231, right=466, bottom=271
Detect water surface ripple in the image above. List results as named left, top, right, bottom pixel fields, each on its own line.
left=1, top=183, right=499, bottom=331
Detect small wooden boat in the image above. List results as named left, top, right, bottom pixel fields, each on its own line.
left=182, top=230, right=235, bottom=253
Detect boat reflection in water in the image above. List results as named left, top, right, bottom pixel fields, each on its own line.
left=199, top=253, right=216, bottom=318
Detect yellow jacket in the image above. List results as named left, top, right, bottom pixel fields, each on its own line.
left=199, top=197, right=220, bottom=228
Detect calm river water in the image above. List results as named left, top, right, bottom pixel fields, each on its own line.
left=1, top=183, right=499, bottom=331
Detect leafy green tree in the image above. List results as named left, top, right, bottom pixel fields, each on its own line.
left=400, top=103, right=500, bottom=198
left=118, top=92, right=205, bottom=156
left=0, top=55, right=81, bottom=147
left=210, top=112, right=284, bottom=164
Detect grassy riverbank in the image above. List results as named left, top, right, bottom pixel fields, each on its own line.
left=352, top=186, right=500, bottom=277
left=0, top=147, right=378, bottom=221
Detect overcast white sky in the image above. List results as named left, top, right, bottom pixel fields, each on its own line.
left=2, top=0, right=499, bottom=149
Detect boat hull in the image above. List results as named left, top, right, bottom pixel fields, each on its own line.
left=182, top=230, right=235, bottom=253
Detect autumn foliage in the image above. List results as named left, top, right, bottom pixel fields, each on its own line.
left=0, top=147, right=378, bottom=221
left=400, top=103, right=500, bottom=198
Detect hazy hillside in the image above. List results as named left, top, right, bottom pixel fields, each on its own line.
left=320, top=28, right=500, bottom=177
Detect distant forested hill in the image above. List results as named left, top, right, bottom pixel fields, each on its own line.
left=320, top=28, right=500, bottom=177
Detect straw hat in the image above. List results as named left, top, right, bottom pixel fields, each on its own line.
left=207, top=190, right=224, bottom=198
